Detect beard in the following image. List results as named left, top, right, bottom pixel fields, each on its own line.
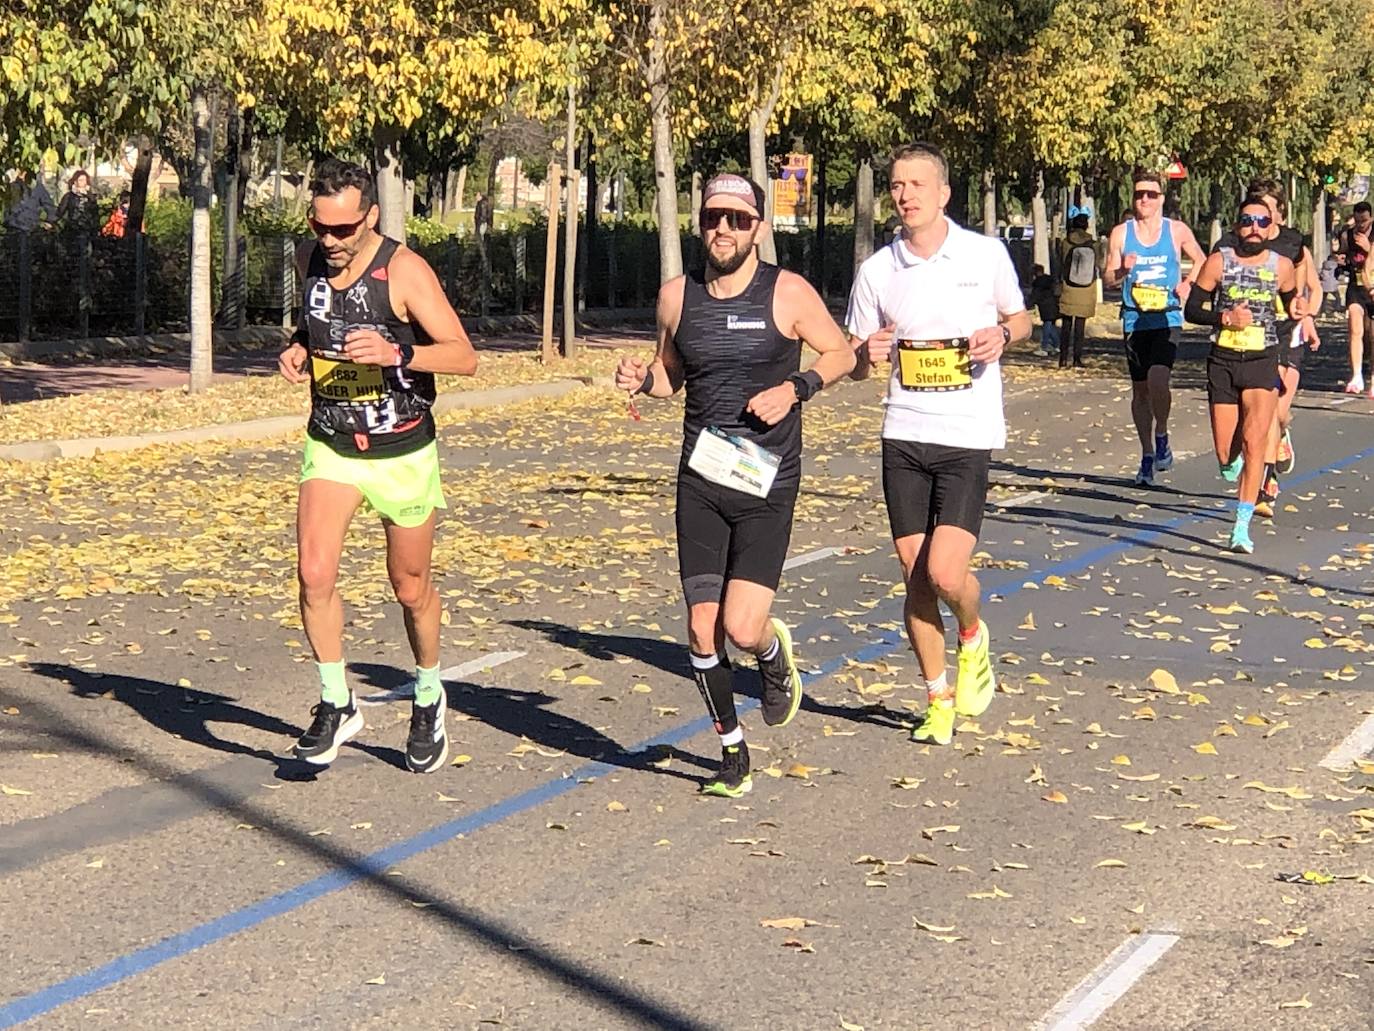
left=706, top=241, right=752, bottom=275
left=1234, top=237, right=1267, bottom=258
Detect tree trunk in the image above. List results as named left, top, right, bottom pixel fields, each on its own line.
left=852, top=154, right=874, bottom=279
left=452, top=165, right=467, bottom=211
left=189, top=88, right=214, bottom=393
left=648, top=0, right=681, bottom=281
left=374, top=127, right=406, bottom=241
left=127, top=135, right=155, bottom=234
left=583, top=131, right=596, bottom=310
left=562, top=79, right=579, bottom=351
left=1031, top=169, right=1050, bottom=271
left=748, top=65, right=783, bottom=263
left=981, top=169, right=997, bottom=236
left=220, top=103, right=253, bottom=332
left=1208, top=182, right=1224, bottom=248
left=1312, top=181, right=1327, bottom=267
left=814, top=151, right=827, bottom=296
left=690, top=172, right=703, bottom=235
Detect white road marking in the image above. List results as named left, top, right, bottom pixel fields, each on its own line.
left=1034, top=931, right=1180, bottom=1031
left=358, top=650, right=526, bottom=705
left=992, top=490, right=1051, bottom=508
left=1319, top=713, right=1374, bottom=771
left=1332, top=396, right=1356, bottom=407
left=784, top=547, right=851, bottom=570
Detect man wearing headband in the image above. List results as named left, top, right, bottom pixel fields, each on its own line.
left=615, top=172, right=854, bottom=798
left=1105, top=168, right=1205, bottom=487
left=846, top=142, right=1031, bottom=748
left=278, top=158, right=478, bottom=774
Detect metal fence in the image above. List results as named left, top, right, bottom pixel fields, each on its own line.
left=0, top=222, right=885, bottom=343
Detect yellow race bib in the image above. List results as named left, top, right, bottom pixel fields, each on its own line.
left=896, top=339, right=972, bottom=392
left=311, top=354, right=386, bottom=402
left=1130, top=282, right=1170, bottom=312
left=1217, top=324, right=1267, bottom=353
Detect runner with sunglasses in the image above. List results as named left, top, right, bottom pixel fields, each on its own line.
left=1213, top=179, right=1320, bottom=516
left=1105, top=169, right=1206, bottom=486
left=614, top=173, right=854, bottom=798
left=277, top=158, right=478, bottom=773
left=846, top=142, right=1031, bottom=747
left=1184, top=197, right=1306, bottom=554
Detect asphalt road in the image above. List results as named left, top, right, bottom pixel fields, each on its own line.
left=1, top=328, right=1372, bottom=1031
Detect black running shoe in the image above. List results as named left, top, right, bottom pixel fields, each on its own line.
left=758, top=618, right=803, bottom=727
left=294, top=697, right=364, bottom=765
left=700, top=741, right=751, bottom=798
left=405, top=687, right=449, bottom=774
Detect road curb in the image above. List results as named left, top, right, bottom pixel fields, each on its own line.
left=0, top=376, right=613, bottom=463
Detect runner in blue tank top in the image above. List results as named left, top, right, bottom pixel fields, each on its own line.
left=1105, top=169, right=1206, bottom=486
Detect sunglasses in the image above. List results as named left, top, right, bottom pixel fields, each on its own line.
left=308, top=214, right=369, bottom=239
left=1238, top=213, right=1273, bottom=228
left=700, top=208, right=759, bottom=232
left=1133, top=189, right=1163, bottom=200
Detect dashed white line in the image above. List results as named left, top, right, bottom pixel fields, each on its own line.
left=784, top=546, right=851, bottom=570
left=358, top=650, right=526, bottom=705
left=1033, top=931, right=1180, bottom=1031
left=992, top=490, right=1052, bottom=508
left=1319, top=713, right=1374, bottom=771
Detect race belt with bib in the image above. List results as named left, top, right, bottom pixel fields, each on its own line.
left=687, top=426, right=780, bottom=499
left=311, top=352, right=386, bottom=403
left=1216, top=324, right=1270, bottom=353
left=896, top=338, right=972, bottom=392
left=1129, top=282, right=1173, bottom=312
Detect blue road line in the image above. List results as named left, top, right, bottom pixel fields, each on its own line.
left=4, top=439, right=1372, bottom=1027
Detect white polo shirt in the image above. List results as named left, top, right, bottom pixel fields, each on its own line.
left=845, top=218, right=1025, bottom=450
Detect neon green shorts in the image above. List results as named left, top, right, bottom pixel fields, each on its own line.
left=300, top=438, right=446, bottom=527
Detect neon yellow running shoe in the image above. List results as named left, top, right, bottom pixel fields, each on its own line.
left=955, top=619, right=996, bottom=717
left=700, top=742, right=752, bottom=798
left=911, top=700, right=955, bottom=746
left=759, top=617, right=803, bottom=728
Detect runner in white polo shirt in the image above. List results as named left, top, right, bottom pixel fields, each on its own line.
left=847, top=142, right=1032, bottom=747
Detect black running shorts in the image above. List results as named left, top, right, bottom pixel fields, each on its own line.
left=1346, top=284, right=1374, bottom=317
left=1124, top=328, right=1178, bottom=382
left=1207, top=350, right=1280, bottom=406
left=881, top=440, right=990, bottom=540
left=675, top=469, right=798, bottom=607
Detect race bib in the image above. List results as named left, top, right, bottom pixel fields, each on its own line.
left=687, top=427, right=780, bottom=499
left=1217, top=324, right=1267, bottom=353
left=896, top=339, right=972, bottom=392
left=1130, top=282, right=1171, bottom=312
left=311, top=354, right=386, bottom=403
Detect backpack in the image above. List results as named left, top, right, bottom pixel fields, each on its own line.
left=1063, top=240, right=1097, bottom=288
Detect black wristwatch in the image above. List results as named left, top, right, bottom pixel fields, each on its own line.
left=788, top=370, right=822, bottom=402
left=1000, top=324, right=1012, bottom=346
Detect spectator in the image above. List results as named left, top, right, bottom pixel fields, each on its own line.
left=101, top=191, right=132, bottom=239
left=1028, top=264, right=1060, bottom=358
left=3, top=170, right=57, bottom=232
left=56, top=170, right=99, bottom=233
left=473, top=191, right=493, bottom=239
left=1320, top=241, right=1342, bottom=311
left=1056, top=205, right=1098, bottom=368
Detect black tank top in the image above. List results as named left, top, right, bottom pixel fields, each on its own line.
left=673, top=263, right=802, bottom=485
left=302, top=237, right=436, bottom=458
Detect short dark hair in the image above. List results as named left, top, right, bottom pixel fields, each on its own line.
left=889, top=142, right=948, bottom=185
left=310, top=158, right=378, bottom=210
left=1246, top=177, right=1287, bottom=219
left=1132, top=167, right=1166, bottom=191
left=1238, top=194, right=1272, bottom=218
left=1356, top=201, right=1373, bottom=216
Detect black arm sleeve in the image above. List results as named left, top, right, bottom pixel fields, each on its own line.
left=1184, top=285, right=1222, bottom=327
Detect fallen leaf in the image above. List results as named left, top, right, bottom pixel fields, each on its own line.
left=1043, top=790, right=1069, bottom=804
left=1096, top=859, right=1128, bottom=868
left=364, top=974, right=386, bottom=986
left=761, top=917, right=818, bottom=931
left=1148, top=669, right=1181, bottom=694
left=1192, top=742, right=1218, bottom=755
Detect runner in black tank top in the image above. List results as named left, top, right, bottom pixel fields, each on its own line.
left=276, top=158, right=478, bottom=777
left=614, top=172, right=856, bottom=798
left=300, top=236, right=437, bottom=458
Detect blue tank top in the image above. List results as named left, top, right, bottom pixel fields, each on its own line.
left=1122, top=219, right=1182, bottom=332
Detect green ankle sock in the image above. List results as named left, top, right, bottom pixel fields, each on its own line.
left=414, top=664, right=443, bottom=707
left=317, top=660, right=350, bottom=708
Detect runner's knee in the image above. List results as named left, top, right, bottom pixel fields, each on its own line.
left=723, top=611, right=766, bottom=653
left=297, top=555, right=340, bottom=602
left=389, top=569, right=433, bottom=610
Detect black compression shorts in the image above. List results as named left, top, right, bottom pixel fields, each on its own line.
left=1124, top=328, right=1178, bottom=382
left=881, top=440, right=990, bottom=540
left=675, top=470, right=798, bottom=607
